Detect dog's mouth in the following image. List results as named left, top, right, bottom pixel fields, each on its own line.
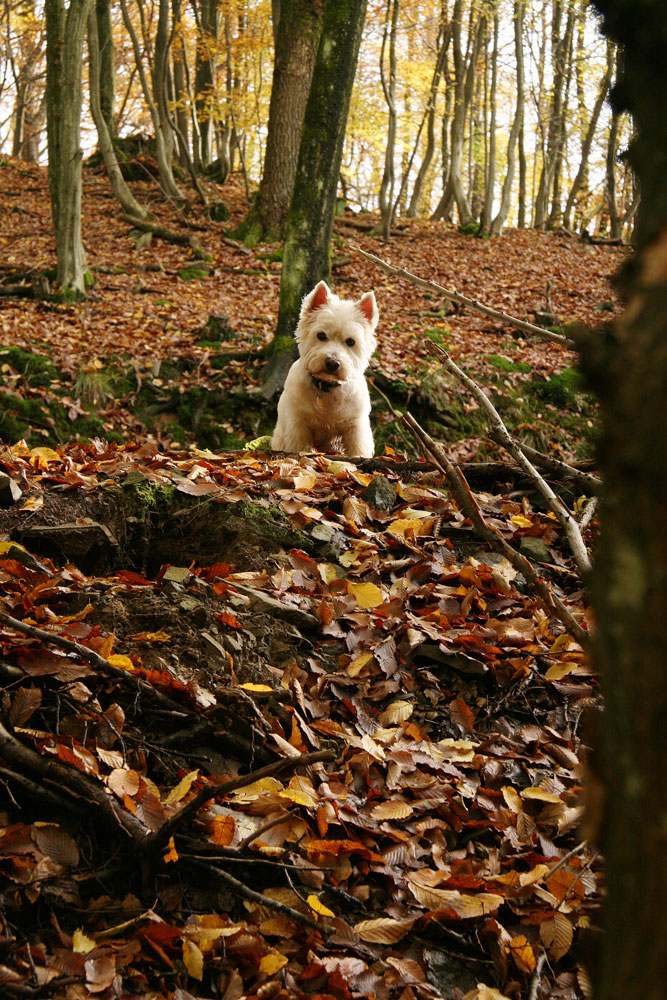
left=309, top=372, right=345, bottom=392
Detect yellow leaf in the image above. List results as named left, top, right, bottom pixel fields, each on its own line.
left=347, top=650, right=373, bottom=676
left=354, top=916, right=416, bottom=944
left=545, top=660, right=577, bottom=680
left=462, top=986, right=514, bottom=1000
left=293, top=472, right=316, bottom=490
left=379, top=700, right=414, bottom=725
left=72, top=929, right=96, bottom=954
left=306, top=894, right=335, bottom=918
left=348, top=582, right=384, bottom=609
left=182, top=939, right=204, bottom=980
left=164, top=770, right=199, bottom=805
left=520, top=786, right=562, bottom=803
left=279, top=775, right=318, bottom=809
left=162, top=836, right=178, bottom=863
left=231, top=777, right=283, bottom=802
left=108, top=654, right=136, bottom=672
left=371, top=800, right=414, bottom=821
left=501, top=786, right=523, bottom=813
left=239, top=683, right=275, bottom=692
left=129, top=629, right=171, bottom=643
left=509, top=935, right=536, bottom=973
left=510, top=514, right=533, bottom=528
left=30, top=446, right=60, bottom=467
left=259, top=952, right=288, bottom=975
left=210, top=815, right=235, bottom=846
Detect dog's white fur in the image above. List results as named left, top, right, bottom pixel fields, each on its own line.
left=271, top=280, right=379, bottom=457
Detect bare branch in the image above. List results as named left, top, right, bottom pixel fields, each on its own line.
left=424, top=341, right=592, bottom=577
left=355, top=245, right=575, bottom=347
left=402, top=412, right=592, bottom=653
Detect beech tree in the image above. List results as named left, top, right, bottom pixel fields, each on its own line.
left=45, top=0, right=91, bottom=296
left=242, top=0, right=324, bottom=241
left=263, top=0, right=368, bottom=397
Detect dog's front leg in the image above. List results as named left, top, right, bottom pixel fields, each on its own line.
left=342, top=423, right=375, bottom=459
left=271, top=424, right=316, bottom=454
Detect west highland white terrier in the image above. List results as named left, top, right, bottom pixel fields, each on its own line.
left=271, top=280, right=379, bottom=457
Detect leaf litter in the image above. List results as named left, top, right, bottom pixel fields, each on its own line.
left=0, top=436, right=599, bottom=999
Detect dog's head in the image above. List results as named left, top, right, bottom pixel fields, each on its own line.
left=295, top=281, right=379, bottom=385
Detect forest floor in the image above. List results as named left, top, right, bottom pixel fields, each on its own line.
left=0, top=156, right=626, bottom=1000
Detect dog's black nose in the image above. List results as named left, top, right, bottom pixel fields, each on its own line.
left=325, top=358, right=340, bottom=373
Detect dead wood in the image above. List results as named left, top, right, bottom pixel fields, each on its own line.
left=356, top=245, right=576, bottom=347
left=403, top=411, right=592, bottom=652
left=425, top=341, right=592, bottom=577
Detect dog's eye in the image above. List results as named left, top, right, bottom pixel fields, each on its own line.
left=346, top=338, right=356, bottom=347
left=317, top=332, right=327, bottom=342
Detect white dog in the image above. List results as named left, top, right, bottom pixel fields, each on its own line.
left=271, top=280, right=379, bottom=457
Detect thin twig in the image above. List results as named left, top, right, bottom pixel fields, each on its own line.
left=0, top=610, right=189, bottom=715
left=189, top=859, right=332, bottom=935
left=141, top=749, right=335, bottom=857
left=499, top=437, right=601, bottom=494
left=402, top=412, right=591, bottom=653
left=355, top=246, right=575, bottom=347
left=528, top=953, right=548, bottom=1000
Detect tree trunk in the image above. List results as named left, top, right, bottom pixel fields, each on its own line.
left=490, top=0, right=524, bottom=235
left=120, top=0, right=182, bottom=202
left=194, top=0, right=216, bottom=167
left=171, top=0, right=190, bottom=167
left=378, top=0, right=400, bottom=239
left=95, top=0, right=115, bottom=137
left=430, top=48, right=453, bottom=221
left=263, top=0, right=368, bottom=397
left=46, top=0, right=91, bottom=296
left=563, top=39, right=614, bottom=231
left=604, top=46, right=623, bottom=239
left=88, top=6, right=148, bottom=219
left=479, top=10, right=498, bottom=234
left=243, top=0, right=323, bottom=241
left=445, top=0, right=485, bottom=228
left=583, top=4, right=667, bottom=999
left=534, top=0, right=575, bottom=228
left=407, top=4, right=450, bottom=219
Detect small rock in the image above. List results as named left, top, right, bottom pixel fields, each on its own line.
left=0, top=474, right=21, bottom=507
left=519, top=536, right=552, bottom=563
left=163, top=566, right=192, bottom=585
left=362, top=475, right=397, bottom=511
left=201, top=632, right=232, bottom=672
left=222, top=633, right=243, bottom=654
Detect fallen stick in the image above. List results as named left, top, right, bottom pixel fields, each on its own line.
left=141, top=749, right=335, bottom=857
left=425, top=341, right=592, bottom=577
left=355, top=245, right=575, bottom=347
left=403, top=412, right=592, bottom=653
left=491, top=434, right=601, bottom=495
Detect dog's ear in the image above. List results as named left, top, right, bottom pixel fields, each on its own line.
left=304, top=280, right=331, bottom=313
left=357, top=291, right=379, bottom=328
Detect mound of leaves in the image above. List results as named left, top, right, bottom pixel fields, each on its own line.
left=0, top=441, right=597, bottom=1000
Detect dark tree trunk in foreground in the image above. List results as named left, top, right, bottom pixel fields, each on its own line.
left=262, top=0, right=368, bottom=397
left=46, top=0, right=91, bottom=296
left=244, top=0, right=323, bottom=241
left=584, top=2, right=667, bottom=998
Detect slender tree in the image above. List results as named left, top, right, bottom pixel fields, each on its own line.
left=262, top=0, right=368, bottom=397
left=45, top=0, right=91, bottom=296
left=240, top=0, right=324, bottom=242
left=88, top=5, right=148, bottom=218
left=490, top=0, right=524, bottom=234
left=377, top=0, right=399, bottom=239
left=95, top=0, right=115, bottom=136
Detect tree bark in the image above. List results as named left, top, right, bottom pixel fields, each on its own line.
left=263, top=0, right=368, bottom=397
left=479, top=9, right=498, bottom=234
left=583, top=3, right=667, bottom=998
left=563, top=39, right=614, bottom=231
left=378, top=0, right=400, bottom=238
left=88, top=7, right=148, bottom=219
left=243, top=0, right=323, bottom=241
left=407, top=2, right=450, bottom=219
left=95, top=0, right=115, bottom=136
left=490, top=0, right=524, bottom=235
left=46, top=0, right=91, bottom=296
left=119, top=0, right=182, bottom=202
left=194, top=0, right=217, bottom=167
